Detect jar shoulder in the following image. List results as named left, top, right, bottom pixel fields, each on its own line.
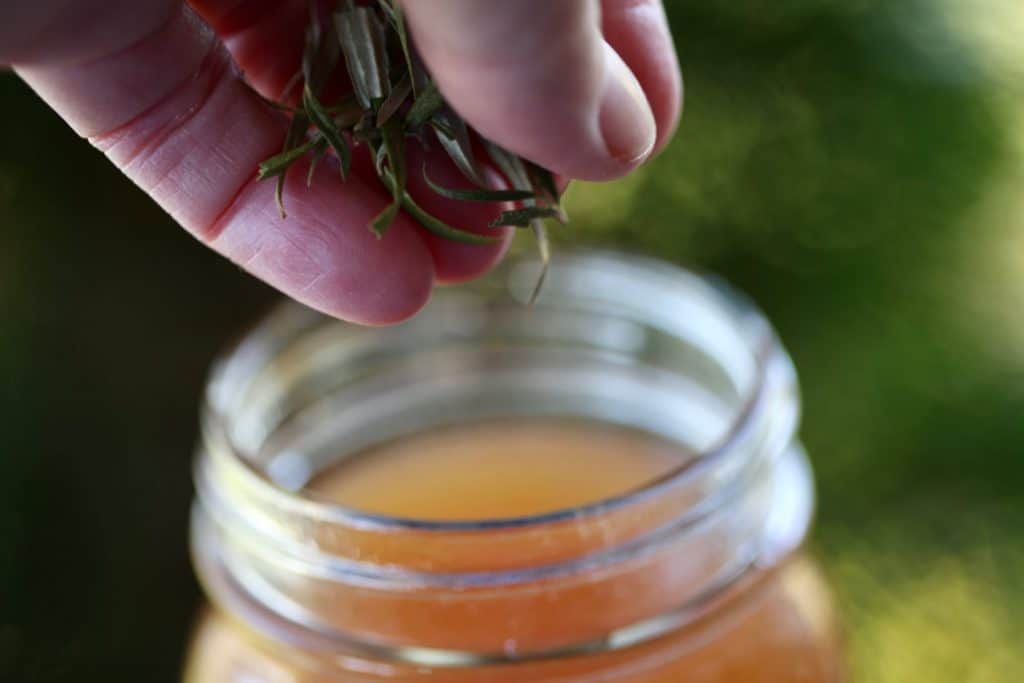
left=183, top=555, right=843, bottom=683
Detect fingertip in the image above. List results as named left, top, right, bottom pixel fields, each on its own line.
left=317, top=225, right=436, bottom=326
left=589, top=43, right=657, bottom=181
left=337, top=260, right=435, bottom=325
left=600, top=0, right=683, bottom=158
left=430, top=226, right=514, bottom=285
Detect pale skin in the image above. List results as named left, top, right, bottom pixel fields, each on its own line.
left=2, top=1, right=682, bottom=324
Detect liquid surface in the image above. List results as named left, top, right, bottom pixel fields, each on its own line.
left=305, top=420, right=688, bottom=520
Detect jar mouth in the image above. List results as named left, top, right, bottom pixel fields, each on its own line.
left=201, top=365, right=767, bottom=536
left=192, top=250, right=812, bottom=659
left=199, top=250, right=790, bottom=534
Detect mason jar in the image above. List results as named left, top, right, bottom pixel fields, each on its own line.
left=183, top=251, right=844, bottom=682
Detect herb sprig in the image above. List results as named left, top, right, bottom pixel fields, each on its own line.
left=257, top=0, right=567, bottom=302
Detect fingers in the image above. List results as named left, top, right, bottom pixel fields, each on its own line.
left=5, top=0, right=682, bottom=324
left=600, top=0, right=682, bottom=156
left=401, top=140, right=514, bottom=284
left=14, top=3, right=435, bottom=324
left=401, top=0, right=655, bottom=182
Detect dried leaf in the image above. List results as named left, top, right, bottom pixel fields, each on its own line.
left=527, top=218, right=550, bottom=305
left=377, top=168, right=497, bottom=244
left=370, top=118, right=407, bottom=236
left=335, top=6, right=390, bottom=109
left=376, top=0, right=396, bottom=24
left=423, top=164, right=534, bottom=202
left=351, top=115, right=376, bottom=144
left=258, top=139, right=316, bottom=180
left=523, top=162, right=568, bottom=223
left=410, top=55, right=432, bottom=95
left=383, top=119, right=407, bottom=191
left=525, top=162, right=561, bottom=202
left=302, top=1, right=322, bottom=81
left=484, top=141, right=554, bottom=301
left=302, top=5, right=340, bottom=95
left=489, top=207, right=559, bottom=227
left=303, top=85, right=352, bottom=180
left=432, top=112, right=488, bottom=187
left=377, top=0, right=417, bottom=95
left=376, top=74, right=412, bottom=128
left=370, top=201, right=401, bottom=237
left=427, top=117, right=455, bottom=140
left=268, top=114, right=312, bottom=217
left=405, top=80, right=443, bottom=130
left=405, top=198, right=498, bottom=244
left=259, top=1, right=565, bottom=293
left=483, top=140, right=531, bottom=190
left=306, top=139, right=329, bottom=187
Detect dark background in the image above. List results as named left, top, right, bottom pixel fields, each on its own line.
left=3, top=1, right=1024, bottom=680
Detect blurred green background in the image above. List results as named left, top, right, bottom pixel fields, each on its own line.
left=3, top=1, right=1024, bottom=680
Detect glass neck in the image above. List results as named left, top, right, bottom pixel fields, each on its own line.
left=191, top=251, right=812, bottom=664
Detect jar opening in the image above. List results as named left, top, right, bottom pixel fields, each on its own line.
left=191, top=251, right=812, bottom=661
left=201, top=253, right=787, bottom=531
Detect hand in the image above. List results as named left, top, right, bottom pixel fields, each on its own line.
left=3, top=1, right=681, bottom=324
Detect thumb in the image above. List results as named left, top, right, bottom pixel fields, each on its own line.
left=401, top=0, right=656, bottom=182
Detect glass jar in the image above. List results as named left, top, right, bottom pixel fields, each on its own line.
left=184, top=251, right=844, bottom=682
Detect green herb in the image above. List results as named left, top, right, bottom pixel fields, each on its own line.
left=258, top=138, right=317, bottom=181
left=370, top=117, right=406, bottom=236
left=302, top=86, right=352, bottom=180
left=376, top=74, right=412, bottom=128
left=490, top=207, right=561, bottom=227
left=422, top=165, right=535, bottom=203
left=404, top=80, right=442, bottom=130
left=306, top=139, right=329, bottom=187
left=272, top=114, right=312, bottom=217
left=483, top=140, right=562, bottom=303
left=335, top=4, right=390, bottom=109
left=257, top=0, right=568, bottom=299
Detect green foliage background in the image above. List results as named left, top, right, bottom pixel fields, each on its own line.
left=2, top=1, right=1023, bottom=680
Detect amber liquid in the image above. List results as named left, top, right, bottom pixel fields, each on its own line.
left=185, top=420, right=843, bottom=682
left=305, top=420, right=686, bottom=519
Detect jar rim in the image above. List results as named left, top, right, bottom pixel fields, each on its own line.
left=192, top=250, right=813, bottom=660
left=199, top=250, right=786, bottom=534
